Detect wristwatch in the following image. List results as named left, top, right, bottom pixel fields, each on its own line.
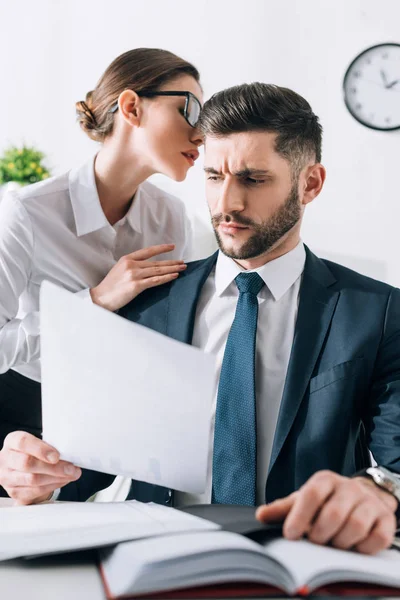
left=356, top=466, right=400, bottom=523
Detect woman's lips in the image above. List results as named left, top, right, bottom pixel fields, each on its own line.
left=182, top=153, right=195, bottom=166
left=219, top=223, right=249, bottom=235
left=181, top=150, right=199, bottom=167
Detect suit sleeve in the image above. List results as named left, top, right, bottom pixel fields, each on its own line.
left=58, top=469, right=115, bottom=501
left=365, top=287, right=400, bottom=474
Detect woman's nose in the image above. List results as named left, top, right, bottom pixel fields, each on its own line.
left=190, top=126, right=204, bottom=147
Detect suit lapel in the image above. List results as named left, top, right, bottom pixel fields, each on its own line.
left=166, top=252, right=218, bottom=344
left=268, top=248, right=340, bottom=475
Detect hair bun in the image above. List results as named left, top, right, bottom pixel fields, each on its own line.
left=75, top=92, right=99, bottom=138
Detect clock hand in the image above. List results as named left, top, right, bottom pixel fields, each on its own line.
left=358, top=77, right=400, bottom=92
left=387, top=79, right=400, bottom=89
left=380, top=69, right=389, bottom=86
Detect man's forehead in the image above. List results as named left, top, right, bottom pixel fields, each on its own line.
left=203, top=131, right=280, bottom=173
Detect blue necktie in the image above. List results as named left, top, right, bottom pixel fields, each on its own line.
left=212, top=272, right=265, bottom=506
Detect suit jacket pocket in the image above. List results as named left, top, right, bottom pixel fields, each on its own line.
left=309, top=358, right=364, bottom=394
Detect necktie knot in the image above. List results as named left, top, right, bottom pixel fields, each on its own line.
left=235, top=272, right=265, bottom=296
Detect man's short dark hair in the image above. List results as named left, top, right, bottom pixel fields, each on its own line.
left=197, top=83, right=322, bottom=176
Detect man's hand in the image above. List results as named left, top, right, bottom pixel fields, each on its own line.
left=256, top=470, right=397, bottom=555
left=0, top=431, right=81, bottom=505
left=90, top=244, right=187, bottom=312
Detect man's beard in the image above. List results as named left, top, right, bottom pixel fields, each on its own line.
left=211, top=184, right=301, bottom=260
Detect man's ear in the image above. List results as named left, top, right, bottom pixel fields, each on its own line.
left=301, top=163, right=326, bottom=206
left=116, top=89, right=142, bottom=127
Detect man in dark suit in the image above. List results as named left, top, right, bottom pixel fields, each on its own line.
left=1, top=83, right=399, bottom=554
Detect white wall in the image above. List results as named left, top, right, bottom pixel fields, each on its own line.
left=1, top=0, right=399, bottom=282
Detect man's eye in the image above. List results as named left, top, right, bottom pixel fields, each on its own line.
left=207, top=176, right=221, bottom=181
left=246, top=177, right=265, bottom=185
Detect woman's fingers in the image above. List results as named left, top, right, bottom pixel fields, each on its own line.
left=139, top=273, right=181, bottom=290
left=90, top=244, right=186, bottom=311
left=126, top=244, right=176, bottom=261
left=130, top=259, right=185, bottom=269
left=134, top=263, right=187, bottom=280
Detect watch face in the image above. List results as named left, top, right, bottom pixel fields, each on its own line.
left=343, top=43, right=400, bottom=131
left=367, top=466, right=400, bottom=502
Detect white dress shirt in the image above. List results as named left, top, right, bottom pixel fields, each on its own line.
left=0, top=156, right=193, bottom=382
left=175, top=242, right=306, bottom=506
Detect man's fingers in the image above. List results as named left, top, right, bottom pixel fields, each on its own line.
left=282, top=472, right=336, bottom=539
left=332, top=501, right=388, bottom=550
left=9, top=481, right=74, bottom=506
left=4, top=432, right=59, bottom=464
left=4, top=450, right=78, bottom=477
left=307, top=490, right=358, bottom=545
left=256, top=493, right=297, bottom=523
left=2, top=466, right=81, bottom=488
left=126, top=244, right=176, bottom=261
left=355, top=513, right=396, bottom=555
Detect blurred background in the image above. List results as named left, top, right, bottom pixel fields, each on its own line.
left=1, top=0, right=399, bottom=283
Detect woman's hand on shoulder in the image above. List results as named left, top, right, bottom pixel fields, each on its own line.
left=90, top=244, right=187, bottom=312
left=0, top=431, right=81, bottom=505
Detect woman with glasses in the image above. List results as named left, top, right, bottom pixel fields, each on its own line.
left=0, top=48, right=203, bottom=494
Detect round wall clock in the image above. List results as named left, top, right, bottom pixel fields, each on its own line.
left=343, top=43, right=400, bottom=131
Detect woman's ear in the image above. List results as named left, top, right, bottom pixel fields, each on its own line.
left=301, top=163, right=326, bottom=206
left=116, top=89, right=142, bottom=127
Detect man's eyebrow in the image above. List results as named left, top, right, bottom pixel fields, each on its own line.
left=203, top=167, right=271, bottom=176
left=235, top=168, right=271, bottom=177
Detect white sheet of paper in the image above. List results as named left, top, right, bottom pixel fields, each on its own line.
left=40, top=282, right=217, bottom=494
left=0, top=501, right=219, bottom=561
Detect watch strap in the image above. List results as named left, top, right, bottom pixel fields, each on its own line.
left=353, top=468, right=400, bottom=526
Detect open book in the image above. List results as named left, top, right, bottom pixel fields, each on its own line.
left=100, top=505, right=400, bottom=598
left=0, top=501, right=218, bottom=561
left=100, top=530, right=400, bottom=598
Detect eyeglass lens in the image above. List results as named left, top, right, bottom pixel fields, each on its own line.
left=187, top=95, right=201, bottom=127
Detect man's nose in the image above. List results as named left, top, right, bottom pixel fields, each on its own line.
left=217, top=181, right=245, bottom=215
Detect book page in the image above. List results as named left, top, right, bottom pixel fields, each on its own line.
left=263, top=538, right=400, bottom=593
left=100, top=530, right=289, bottom=597
left=0, top=501, right=219, bottom=561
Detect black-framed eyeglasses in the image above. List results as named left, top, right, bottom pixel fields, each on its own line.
left=108, top=91, right=201, bottom=128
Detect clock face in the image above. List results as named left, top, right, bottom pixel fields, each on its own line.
left=343, top=43, right=400, bottom=131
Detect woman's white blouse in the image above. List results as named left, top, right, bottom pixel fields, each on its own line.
left=0, top=156, right=193, bottom=382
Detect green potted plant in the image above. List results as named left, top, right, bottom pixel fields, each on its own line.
left=0, top=145, right=51, bottom=197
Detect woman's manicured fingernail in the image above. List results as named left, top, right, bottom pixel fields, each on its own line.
left=46, top=452, right=58, bottom=463
left=64, top=465, right=76, bottom=476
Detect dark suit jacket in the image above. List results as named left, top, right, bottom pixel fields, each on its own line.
left=59, top=247, right=400, bottom=504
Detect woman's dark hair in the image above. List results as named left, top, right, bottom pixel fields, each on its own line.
left=76, top=48, right=200, bottom=141
left=197, top=83, right=322, bottom=175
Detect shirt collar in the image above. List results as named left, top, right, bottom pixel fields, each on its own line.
left=122, top=185, right=142, bottom=234
left=69, top=154, right=142, bottom=236
left=215, top=242, right=306, bottom=301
